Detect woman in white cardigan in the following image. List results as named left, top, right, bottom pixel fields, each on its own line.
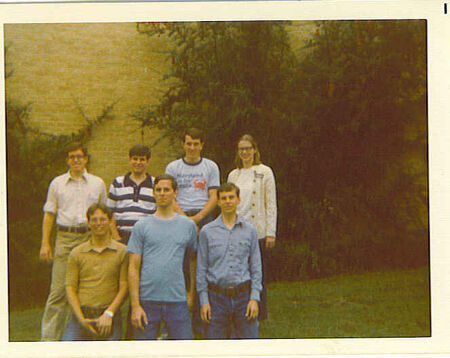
left=227, top=134, right=277, bottom=320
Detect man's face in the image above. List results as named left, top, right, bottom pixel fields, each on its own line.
left=66, top=149, right=88, bottom=173
left=154, top=179, right=177, bottom=208
left=88, top=209, right=110, bottom=237
left=182, top=135, right=203, bottom=160
left=129, top=155, right=149, bottom=176
left=218, top=189, right=240, bottom=215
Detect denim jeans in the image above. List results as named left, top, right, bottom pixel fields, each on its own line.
left=132, top=301, right=193, bottom=340
left=206, top=289, right=258, bottom=339
left=62, top=310, right=122, bottom=341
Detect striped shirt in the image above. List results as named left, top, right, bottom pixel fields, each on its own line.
left=106, top=172, right=156, bottom=236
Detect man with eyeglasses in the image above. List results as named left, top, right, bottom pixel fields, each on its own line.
left=40, top=142, right=106, bottom=341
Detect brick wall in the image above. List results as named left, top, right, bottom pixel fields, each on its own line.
left=5, top=21, right=313, bottom=187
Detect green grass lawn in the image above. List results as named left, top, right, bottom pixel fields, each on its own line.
left=9, top=266, right=430, bottom=341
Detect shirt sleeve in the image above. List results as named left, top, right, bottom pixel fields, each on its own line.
left=249, top=226, right=262, bottom=301
left=208, top=161, right=220, bottom=189
left=188, top=221, right=198, bottom=253
left=106, top=181, right=117, bottom=211
left=65, top=252, right=79, bottom=289
left=227, top=169, right=236, bottom=184
left=43, top=178, right=58, bottom=214
left=127, top=221, right=144, bottom=255
left=264, top=166, right=277, bottom=238
left=165, top=162, right=174, bottom=177
left=196, top=228, right=209, bottom=306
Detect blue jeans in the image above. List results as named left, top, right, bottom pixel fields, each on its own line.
left=132, top=301, right=193, bottom=340
left=62, top=310, right=122, bottom=341
left=207, top=289, right=258, bottom=339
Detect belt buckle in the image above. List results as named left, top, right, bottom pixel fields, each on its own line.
left=225, top=286, right=236, bottom=297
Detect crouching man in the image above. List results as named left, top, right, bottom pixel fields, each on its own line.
left=196, top=183, right=262, bottom=339
left=63, top=203, right=128, bottom=341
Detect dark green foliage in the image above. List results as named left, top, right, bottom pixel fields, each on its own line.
left=136, top=20, right=428, bottom=280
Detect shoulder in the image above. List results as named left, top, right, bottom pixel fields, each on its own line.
left=111, top=240, right=127, bottom=252
left=228, top=168, right=239, bottom=180
left=70, top=241, right=88, bottom=256
left=166, top=158, right=182, bottom=170
left=86, top=172, right=105, bottom=185
left=49, top=172, right=69, bottom=185
left=176, top=214, right=196, bottom=228
left=202, top=158, right=219, bottom=169
left=110, top=175, right=126, bottom=188
left=255, top=164, right=274, bottom=176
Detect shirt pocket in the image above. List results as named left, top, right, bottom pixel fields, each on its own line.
left=208, top=237, right=226, bottom=262
left=237, top=239, right=251, bottom=262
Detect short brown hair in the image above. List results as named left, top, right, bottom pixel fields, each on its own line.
left=65, top=142, right=88, bottom=157
left=217, top=182, right=240, bottom=199
left=86, top=203, right=113, bottom=220
left=183, top=128, right=204, bottom=143
left=154, top=174, right=178, bottom=191
left=129, top=144, right=151, bottom=159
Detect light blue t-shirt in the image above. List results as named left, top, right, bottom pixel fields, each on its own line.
left=127, top=214, right=197, bottom=302
left=165, top=158, right=220, bottom=212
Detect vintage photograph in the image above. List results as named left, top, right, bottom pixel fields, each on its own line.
left=5, top=19, right=429, bottom=342
left=2, top=1, right=447, bottom=357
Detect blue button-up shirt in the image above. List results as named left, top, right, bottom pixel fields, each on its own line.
left=196, top=215, right=262, bottom=306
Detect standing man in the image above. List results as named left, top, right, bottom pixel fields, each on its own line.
left=63, top=203, right=128, bottom=341
left=197, top=183, right=262, bottom=339
left=40, top=142, right=106, bottom=341
left=127, top=175, right=197, bottom=340
left=165, top=128, right=220, bottom=336
left=107, top=144, right=155, bottom=245
left=165, top=127, right=220, bottom=227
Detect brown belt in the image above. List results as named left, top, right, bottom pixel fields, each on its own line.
left=58, top=225, right=89, bottom=234
left=208, top=281, right=251, bottom=297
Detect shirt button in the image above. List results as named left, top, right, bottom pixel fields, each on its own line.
left=253, top=191, right=256, bottom=194
left=252, top=215, right=255, bottom=218
left=252, top=203, right=255, bottom=206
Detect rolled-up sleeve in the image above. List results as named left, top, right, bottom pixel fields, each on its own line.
left=196, top=228, right=209, bottom=306
left=43, top=179, right=58, bottom=214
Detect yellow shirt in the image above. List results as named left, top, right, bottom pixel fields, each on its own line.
left=66, top=236, right=128, bottom=307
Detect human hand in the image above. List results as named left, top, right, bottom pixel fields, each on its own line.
left=245, top=300, right=259, bottom=320
left=80, top=318, right=99, bottom=336
left=265, top=236, right=276, bottom=249
left=39, top=243, right=53, bottom=263
left=200, top=304, right=211, bottom=323
left=131, top=305, right=148, bottom=330
left=96, top=313, right=113, bottom=337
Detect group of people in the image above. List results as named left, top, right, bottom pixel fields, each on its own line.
left=39, top=128, right=277, bottom=341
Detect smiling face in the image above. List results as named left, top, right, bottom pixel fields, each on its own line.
left=129, top=155, right=149, bottom=176
left=154, top=179, right=177, bottom=209
left=237, top=140, right=255, bottom=166
left=182, top=135, right=203, bottom=162
left=218, top=189, right=241, bottom=215
left=87, top=209, right=111, bottom=238
left=66, top=148, right=88, bottom=175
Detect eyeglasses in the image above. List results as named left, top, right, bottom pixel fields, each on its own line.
left=89, top=217, right=108, bottom=223
left=238, top=146, right=254, bottom=152
left=68, top=154, right=85, bottom=160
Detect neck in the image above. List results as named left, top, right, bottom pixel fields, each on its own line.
left=130, top=172, right=146, bottom=184
left=69, top=169, right=84, bottom=179
left=91, top=233, right=110, bottom=248
left=242, top=158, right=254, bottom=169
left=154, top=205, right=176, bottom=220
left=184, top=156, right=201, bottom=164
left=222, top=212, right=237, bottom=229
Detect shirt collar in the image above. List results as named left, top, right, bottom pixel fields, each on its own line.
left=213, top=214, right=244, bottom=229
left=80, top=235, right=118, bottom=253
left=182, top=157, right=203, bottom=166
left=65, top=169, right=88, bottom=183
left=123, top=172, right=153, bottom=188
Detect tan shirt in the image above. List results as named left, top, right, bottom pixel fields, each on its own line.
left=43, top=170, right=107, bottom=227
left=66, top=237, right=128, bottom=307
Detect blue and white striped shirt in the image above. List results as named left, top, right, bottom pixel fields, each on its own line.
left=106, top=172, right=156, bottom=236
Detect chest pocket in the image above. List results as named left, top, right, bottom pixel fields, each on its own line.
left=236, top=239, right=251, bottom=262
left=208, top=237, right=227, bottom=262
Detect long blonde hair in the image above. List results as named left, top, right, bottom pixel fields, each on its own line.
left=235, top=134, right=262, bottom=169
